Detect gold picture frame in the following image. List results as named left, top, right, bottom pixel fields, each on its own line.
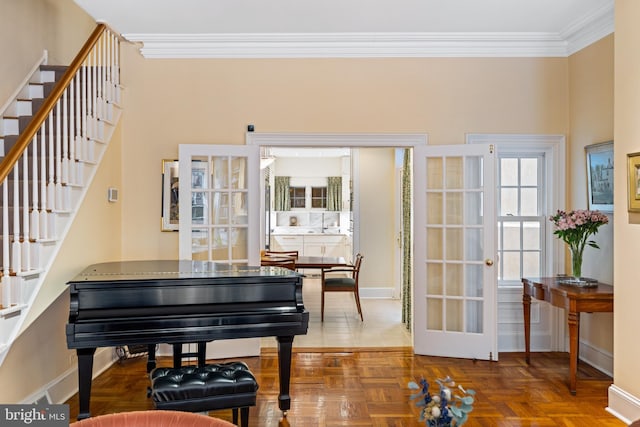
left=627, top=152, right=640, bottom=212
left=161, top=159, right=179, bottom=231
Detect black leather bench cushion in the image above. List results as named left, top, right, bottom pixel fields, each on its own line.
left=150, top=362, right=258, bottom=412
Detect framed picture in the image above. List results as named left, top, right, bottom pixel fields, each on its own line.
left=161, top=159, right=179, bottom=231
left=585, top=141, right=614, bottom=212
left=627, top=152, right=640, bottom=212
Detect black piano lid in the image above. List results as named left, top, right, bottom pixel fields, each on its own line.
left=68, top=260, right=299, bottom=283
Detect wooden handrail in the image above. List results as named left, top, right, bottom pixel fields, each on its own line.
left=0, top=23, right=107, bottom=184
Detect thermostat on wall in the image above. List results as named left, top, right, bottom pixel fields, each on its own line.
left=108, top=187, right=118, bottom=202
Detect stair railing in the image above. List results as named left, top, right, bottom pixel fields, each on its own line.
left=0, top=23, right=121, bottom=310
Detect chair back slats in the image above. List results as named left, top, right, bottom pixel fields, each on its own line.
left=263, top=250, right=299, bottom=259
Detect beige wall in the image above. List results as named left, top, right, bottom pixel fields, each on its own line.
left=568, top=36, right=615, bottom=360
left=0, top=0, right=48, bottom=106
left=356, top=148, right=396, bottom=288
left=614, top=0, right=640, bottom=404
left=0, top=0, right=94, bottom=108
left=119, top=50, right=570, bottom=261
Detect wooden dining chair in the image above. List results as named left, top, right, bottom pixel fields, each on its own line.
left=320, top=253, right=364, bottom=321
left=263, top=250, right=299, bottom=258
left=260, top=257, right=296, bottom=271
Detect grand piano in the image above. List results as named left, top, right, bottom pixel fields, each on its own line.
left=66, top=260, right=309, bottom=420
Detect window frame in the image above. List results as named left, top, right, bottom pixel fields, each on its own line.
left=497, top=154, right=546, bottom=286
left=289, top=186, right=306, bottom=209
left=467, top=134, right=566, bottom=284
left=311, top=186, right=328, bottom=209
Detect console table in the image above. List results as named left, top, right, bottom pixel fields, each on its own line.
left=522, top=277, right=613, bottom=395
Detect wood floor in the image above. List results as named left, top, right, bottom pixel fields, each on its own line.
left=66, top=349, right=624, bottom=426
left=65, top=278, right=624, bottom=426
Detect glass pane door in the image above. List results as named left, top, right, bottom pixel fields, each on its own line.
left=179, top=145, right=259, bottom=264
left=414, top=144, right=497, bottom=360
left=177, top=144, right=260, bottom=360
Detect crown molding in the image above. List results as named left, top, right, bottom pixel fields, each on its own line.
left=124, top=31, right=569, bottom=58
left=563, top=1, right=614, bottom=55
left=123, top=4, right=614, bottom=59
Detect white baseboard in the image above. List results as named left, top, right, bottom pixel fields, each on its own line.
left=579, top=339, right=613, bottom=377
left=607, top=384, right=640, bottom=424
left=156, top=338, right=261, bottom=360
left=360, top=287, right=395, bottom=299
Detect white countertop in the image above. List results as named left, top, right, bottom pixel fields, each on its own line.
left=271, top=227, right=350, bottom=236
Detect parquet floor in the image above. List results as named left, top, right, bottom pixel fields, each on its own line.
left=66, top=350, right=623, bottom=426
left=65, top=278, right=624, bottom=426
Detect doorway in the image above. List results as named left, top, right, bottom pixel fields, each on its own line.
left=248, top=132, right=424, bottom=348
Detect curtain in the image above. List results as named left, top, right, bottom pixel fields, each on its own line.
left=401, top=149, right=413, bottom=330
left=327, top=177, right=342, bottom=211
left=274, top=176, right=290, bottom=211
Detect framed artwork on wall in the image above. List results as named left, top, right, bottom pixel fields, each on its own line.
left=627, top=152, right=640, bottom=212
left=161, top=159, right=179, bottom=231
left=585, top=141, right=613, bottom=212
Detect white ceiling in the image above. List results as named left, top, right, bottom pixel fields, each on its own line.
left=74, top=0, right=614, bottom=58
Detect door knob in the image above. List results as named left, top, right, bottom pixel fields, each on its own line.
left=485, top=259, right=494, bottom=266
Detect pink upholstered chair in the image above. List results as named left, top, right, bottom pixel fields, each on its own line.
left=69, top=410, right=235, bottom=427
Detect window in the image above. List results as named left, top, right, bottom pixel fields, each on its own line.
left=311, top=187, right=327, bottom=208
left=497, top=155, right=546, bottom=286
left=289, top=187, right=306, bottom=208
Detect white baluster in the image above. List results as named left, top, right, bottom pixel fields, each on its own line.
left=2, top=179, right=10, bottom=307
left=69, top=75, right=77, bottom=185
left=40, top=120, right=48, bottom=240
left=114, top=35, right=120, bottom=103
left=91, top=49, right=98, bottom=140
left=29, top=132, right=40, bottom=271
left=12, top=164, right=22, bottom=275
left=96, top=37, right=103, bottom=120
left=62, top=88, right=69, bottom=186
left=22, top=153, right=30, bottom=272
left=47, top=112, right=56, bottom=242
left=30, top=133, right=39, bottom=242
left=12, top=274, right=22, bottom=306
left=80, top=62, right=87, bottom=163
left=47, top=114, right=55, bottom=212
left=105, top=32, right=112, bottom=104
left=62, top=88, right=71, bottom=211
left=55, top=100, right=64, bottom=210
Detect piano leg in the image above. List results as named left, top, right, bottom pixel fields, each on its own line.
left=172, top=343, right=183, bottom=367
left=276, top=335, right=294, bottom=412
left=147, top=344, right=156, bottom=372
left=197, top=342, right=206, bottom=366
left=172, top=342, right=208, bottom=367
left=76, top=347, right=96, bottom=420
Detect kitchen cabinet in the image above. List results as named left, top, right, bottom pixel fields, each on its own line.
left=271, top=235, right=303, bottom=252
left=303, top=235, right=345, bottom=257
left=271, top=234, right=348, bottom=258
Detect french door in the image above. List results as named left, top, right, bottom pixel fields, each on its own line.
left=178, top=144, right=260, bottom=358
left=413, top=144, right=498, bottom=360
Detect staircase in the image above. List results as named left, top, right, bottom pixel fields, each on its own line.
left=0, top=24, right=123, bottom=365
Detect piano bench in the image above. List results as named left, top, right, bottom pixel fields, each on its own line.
left=149, top=362, right=259, bottom=427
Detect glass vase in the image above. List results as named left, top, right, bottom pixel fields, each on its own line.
left=570, top=246, right=583, bottom=279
